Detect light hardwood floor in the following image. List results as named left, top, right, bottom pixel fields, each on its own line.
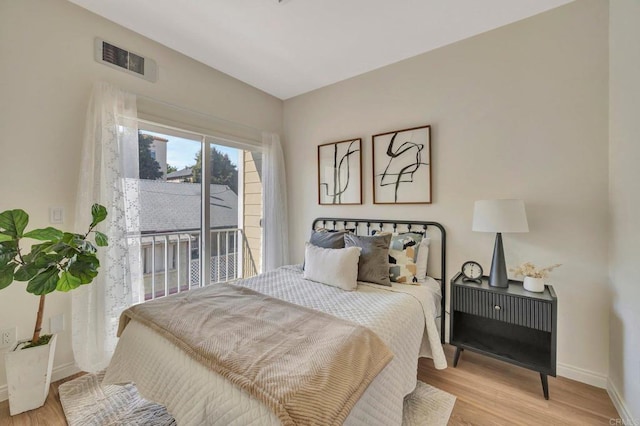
left=421, top=345, right=619, bottom=425
left=0, top=345, right=619, bottom=425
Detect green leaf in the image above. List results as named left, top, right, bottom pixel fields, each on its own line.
left=0, top=233, right=13, bottom=243
left=90, top=204, right=108, bottom=227
left=14, top=263, right=40, bottom=281
left=0, top=241, right=18, bottom=265
left=94, top=231, right=108, bottom=247
left=56, top=271, right=82, bottom=292
left=31, top=253, right=62, bottom=269
left=21, top=241, right=55, bottom=263
left=0, top=263, right=16, bottom=290
left=68, top=254, right=99, bottom=284
left=0, top=209, right=29, bottom=238
left=23, top=227, right=63, bottom=242
left=26, top=266, right=59, bottom=295
left=72, top=237, right=96, bottom=254
left=0, top=253, right=11, bottom=269
left=61, top=232, right=75, bottom=244
left=48, top=241, right=80, bottom=258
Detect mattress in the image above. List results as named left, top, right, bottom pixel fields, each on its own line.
left=104, top=265, right=446, bottom=425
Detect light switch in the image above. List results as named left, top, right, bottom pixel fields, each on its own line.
left=49, top=207, right=64, bottom=224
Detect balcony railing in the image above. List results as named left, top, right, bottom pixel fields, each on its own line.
left=139, top=228, right=258, bottom=301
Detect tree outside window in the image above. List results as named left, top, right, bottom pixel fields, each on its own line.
left=192, top=146, right=238, bottom=194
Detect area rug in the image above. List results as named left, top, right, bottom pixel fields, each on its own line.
left=59, top=372, right=455, bottom=425
left=403, top=381, right=456, bottom=426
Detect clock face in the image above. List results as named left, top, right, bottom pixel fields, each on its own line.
left=462, top=261, right=483, bottom=280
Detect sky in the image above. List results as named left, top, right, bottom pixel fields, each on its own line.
left=143, top=130, right=239, bottom=170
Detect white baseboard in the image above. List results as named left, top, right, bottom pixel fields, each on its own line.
left=607, top=378, right=636, bottom=425
left=51, top=361, right=81, bottom=384
left=557, top=362, right=608, bottom=389
left=0, top=361, right=81, bottom=403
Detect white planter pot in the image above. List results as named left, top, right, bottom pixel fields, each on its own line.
left=523, top=277, right=545, bottom=293
left=4, top=334, right=57, bottom=416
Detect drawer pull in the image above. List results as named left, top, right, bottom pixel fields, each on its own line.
left=494, top=305, right=502, bottom=311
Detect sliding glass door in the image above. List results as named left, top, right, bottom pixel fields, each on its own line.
left=135, top=124, right=262, bottom=301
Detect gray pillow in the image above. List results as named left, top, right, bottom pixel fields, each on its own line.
left=309, top=230, right=347, bottom=249
left=304, top=230, right=348, bottom=270
left=344, top=233, right=392, bottom=286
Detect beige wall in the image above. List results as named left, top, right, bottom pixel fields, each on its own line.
left=283, top=0, right=610, bottom=385
left=608, top=0, right=640, bottom=419
left=0, top=0, right=282, bottom=396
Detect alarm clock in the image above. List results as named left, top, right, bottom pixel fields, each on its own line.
left=461, top=261, right=483, bottom=283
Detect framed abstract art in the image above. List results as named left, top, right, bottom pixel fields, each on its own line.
left=317, top=138, right=362, bottom=205
left=372, top=125, right=431, bottom=204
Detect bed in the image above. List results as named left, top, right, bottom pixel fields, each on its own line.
left=104, top=218, right=447, bottom=425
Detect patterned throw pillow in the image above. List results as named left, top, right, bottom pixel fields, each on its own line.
left=388, top=233, right=424, bottom=284
left=415, top=237, right=430, bottom=280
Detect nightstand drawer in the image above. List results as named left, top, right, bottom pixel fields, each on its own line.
left=453, top=286, right=552, bottom=332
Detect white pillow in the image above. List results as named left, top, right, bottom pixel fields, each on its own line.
left=303, top=243, right=362, bottom=291
left=415, top=237, right=430, bottom=280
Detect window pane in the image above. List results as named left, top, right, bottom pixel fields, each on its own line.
left=206, top=143, right=240, bottom=284
left=139, top=130, right=202, bottom=300
left=135, top=127, right=263, bottom=298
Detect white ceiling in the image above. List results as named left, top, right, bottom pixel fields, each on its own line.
left=69, top=0, right=573, bottom=100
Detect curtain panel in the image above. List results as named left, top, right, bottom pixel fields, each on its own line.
left=261, top=133, right=289, bottom=271
left=72, top=82, right=142, bottom=372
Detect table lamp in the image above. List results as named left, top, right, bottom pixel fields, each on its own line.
left=472, top=199, right=529, bottom=288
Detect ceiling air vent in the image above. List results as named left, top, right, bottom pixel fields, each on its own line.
left=94, top=38, right=158, bottom=82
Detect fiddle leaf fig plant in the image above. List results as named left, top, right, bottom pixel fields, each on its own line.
left=0, top=204, right=108, bottom=347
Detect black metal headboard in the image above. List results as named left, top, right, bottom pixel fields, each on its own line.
left=312, top=217, right=447, bottom=343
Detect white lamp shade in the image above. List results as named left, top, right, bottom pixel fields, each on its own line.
left=472, top=199, right=529, bottom=233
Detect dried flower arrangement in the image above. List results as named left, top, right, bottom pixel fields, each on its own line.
left=511, top=262, right=561, bottom=279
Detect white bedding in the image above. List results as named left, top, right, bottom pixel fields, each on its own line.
left=104, top=265, right=446, bottom=425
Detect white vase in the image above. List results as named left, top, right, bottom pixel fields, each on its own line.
left=523, top=276, right=545, bottom=293
left=5, top=334, right=57, bottom=416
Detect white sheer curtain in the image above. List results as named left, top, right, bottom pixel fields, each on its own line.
left=261, top=132, right=289, bottom=271
left=73, top=82, right=142, bottom=372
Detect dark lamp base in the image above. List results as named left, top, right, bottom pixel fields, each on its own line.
left=489, top=232, right=509, bottom=288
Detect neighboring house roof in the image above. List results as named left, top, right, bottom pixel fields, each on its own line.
left=166, top=166, right=193, bottom=180
left=136, top=179, right=238, bottom=233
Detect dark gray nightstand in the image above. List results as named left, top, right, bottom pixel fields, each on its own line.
left=450, top=272, right=558, bottom=399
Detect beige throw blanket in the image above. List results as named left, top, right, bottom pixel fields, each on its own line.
left=117, top=283, right=393, bottom=426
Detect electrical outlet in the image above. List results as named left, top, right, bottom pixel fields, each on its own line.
left=0, top=326, right=17, bottom=349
